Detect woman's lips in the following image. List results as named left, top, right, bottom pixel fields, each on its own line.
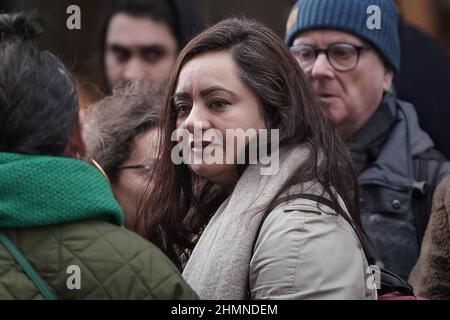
left=190, top=140, right=214, bottom=152
left=318, top=93, right=336, bottom=98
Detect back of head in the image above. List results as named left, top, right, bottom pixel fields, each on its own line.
left=0, top=12, right=78, bottom=156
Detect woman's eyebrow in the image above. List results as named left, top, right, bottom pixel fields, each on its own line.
left=200, top=86, right=236, bottom=98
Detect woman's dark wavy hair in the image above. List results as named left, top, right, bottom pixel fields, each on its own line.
left=138, top=17, right=366, bottom=269
left=0, top=12, right=78, bottom=156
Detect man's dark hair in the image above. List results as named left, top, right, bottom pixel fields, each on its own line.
left=100, top=0, right=179, bottom=48
left=0, top=12, right=78, bottom=156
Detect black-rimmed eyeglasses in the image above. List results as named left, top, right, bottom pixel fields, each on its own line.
left=290, top=43, right=371, bottom=72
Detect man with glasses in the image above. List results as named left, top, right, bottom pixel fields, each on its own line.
left=286, top=0, right=450, bottom=280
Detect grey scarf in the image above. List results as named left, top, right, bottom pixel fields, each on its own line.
left=182, top=145, right=321, bottom=299
left=347, top=91, right=398, bottom=170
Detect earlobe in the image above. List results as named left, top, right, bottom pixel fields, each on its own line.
left=65, top=112, right=87, bottom=159
left=383, top=70, right=394, bottom=92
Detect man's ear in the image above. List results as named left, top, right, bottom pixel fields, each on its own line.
left=65, top=112, right=87, bottom=159
left=383, top=68, right=394, bottom=92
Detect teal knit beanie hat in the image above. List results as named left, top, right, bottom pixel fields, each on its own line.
left=285, top=0, right=400, bottom=72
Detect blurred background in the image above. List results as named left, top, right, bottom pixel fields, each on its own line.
left=1, top=0, right=449, bottom=105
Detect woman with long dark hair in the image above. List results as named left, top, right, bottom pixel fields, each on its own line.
left=139, top=17, right=376, bottom=299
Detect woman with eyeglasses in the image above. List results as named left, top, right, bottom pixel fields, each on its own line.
left=83, top=82, right=162, bottom=232
left=0, top=12, right=197, bottom=300
left=137, top=17, right=377, bottom=299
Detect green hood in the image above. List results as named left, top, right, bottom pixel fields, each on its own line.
left=0, top=152, right=124, bottom=228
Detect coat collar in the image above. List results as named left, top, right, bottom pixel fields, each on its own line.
left=358, top=95, right=434, bottom=190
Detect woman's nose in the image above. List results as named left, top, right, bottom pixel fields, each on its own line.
left=183, top=105, right=213, bottom=134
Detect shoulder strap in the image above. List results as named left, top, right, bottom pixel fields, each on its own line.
left=0, top=232, right=57, bottom=300
left=412, top=149, right=446, bottom=246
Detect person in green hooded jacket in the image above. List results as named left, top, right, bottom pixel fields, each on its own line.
left=0, top=12, right=198, bottom=300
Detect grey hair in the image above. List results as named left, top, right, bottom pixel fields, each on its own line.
left=83, top=81, right=163, bottom=181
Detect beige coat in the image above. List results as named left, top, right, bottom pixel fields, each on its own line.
left=250, top=195, right=377, bottom=300
left=409, top=175, right=450, bottom=300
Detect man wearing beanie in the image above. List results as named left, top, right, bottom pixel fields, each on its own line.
left=286, top=0, right=450, bottom=280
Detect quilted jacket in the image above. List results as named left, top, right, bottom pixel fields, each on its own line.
left=0, top=152, right=198, bottom=300
left=0, top=220, right=198, bottom=300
